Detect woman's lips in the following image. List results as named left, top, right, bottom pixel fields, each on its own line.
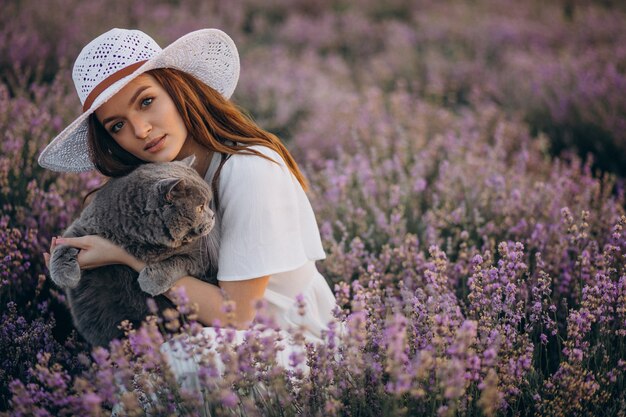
left=144, top=135, right=166, bottom=153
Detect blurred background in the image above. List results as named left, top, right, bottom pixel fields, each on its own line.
left=2, top=0, right=626, bottom=175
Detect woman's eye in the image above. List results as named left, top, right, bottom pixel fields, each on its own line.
left=111, top=122, right=124, bottom=133
left=141, top=97, right=153, bottom=107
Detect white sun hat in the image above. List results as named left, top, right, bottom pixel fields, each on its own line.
left=38, top=28, right=240, bottom=172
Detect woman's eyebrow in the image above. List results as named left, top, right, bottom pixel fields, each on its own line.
left=101, top=85, right=151, bottom=126
left=128, top=85, right=151, bottom=107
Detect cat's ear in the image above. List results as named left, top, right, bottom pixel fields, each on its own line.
left=180, top=155, right=196, bottom=167
left=146, top=178, right=184, bottom=210
left=160, top=178, right=185, bottom=202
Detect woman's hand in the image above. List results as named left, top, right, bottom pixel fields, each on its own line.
left=43, top=237, right=59, bottom=270
left=43, top=235, right=146, bottom=272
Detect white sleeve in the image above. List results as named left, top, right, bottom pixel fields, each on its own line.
left=216, top=147, right=325, bottom=281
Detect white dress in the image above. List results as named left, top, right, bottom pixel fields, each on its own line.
left=160, top=145, right=336, bottom=387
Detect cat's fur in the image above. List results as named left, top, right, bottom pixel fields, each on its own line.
left=49, top=156, right=219, bottom=347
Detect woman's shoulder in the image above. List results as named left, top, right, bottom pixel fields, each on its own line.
left=240, top=144, right=285, bottom=165
left=216, top=144, right=296, bottom=194
left=224, top=144, right=287, bottom=173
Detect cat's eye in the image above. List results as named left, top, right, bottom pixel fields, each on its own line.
left=196, top=205, right=204, bottom=213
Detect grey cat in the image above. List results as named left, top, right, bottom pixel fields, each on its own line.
left=49, top=156, right=219, bottom=347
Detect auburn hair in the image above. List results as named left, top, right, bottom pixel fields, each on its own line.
left=84, top=67, right=308, bottom=203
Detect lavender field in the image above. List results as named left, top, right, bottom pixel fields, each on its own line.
left=2, top=0, right=626, bottom=415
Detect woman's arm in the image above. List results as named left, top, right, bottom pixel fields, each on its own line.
left=44, top=235, right=269, bottom=329
left=164, top=275, right=270, bottom=329
left=45, top=235, right=145, bottom=271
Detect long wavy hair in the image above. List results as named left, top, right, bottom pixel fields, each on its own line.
left=84, top=67, right=307, bottom=203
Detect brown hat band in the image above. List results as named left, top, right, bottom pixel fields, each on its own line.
left=82, top=60, right=148, bottom=112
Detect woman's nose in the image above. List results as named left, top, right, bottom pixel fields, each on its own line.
left=131, top=116, right=152, bottom=139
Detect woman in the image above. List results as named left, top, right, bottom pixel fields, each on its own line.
left=40, top=28, right=336, bottom=376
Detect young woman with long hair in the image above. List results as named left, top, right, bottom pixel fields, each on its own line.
left=39, top=28, right=336, bottom=380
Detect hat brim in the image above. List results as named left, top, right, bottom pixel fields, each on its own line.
left=38, top=29, right=240, bottom=173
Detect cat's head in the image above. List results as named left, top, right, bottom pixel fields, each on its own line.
left=140, top=156, right=215, bottom=248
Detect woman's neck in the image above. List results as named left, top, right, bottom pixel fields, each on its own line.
left=193, top=149, right=214, bottom=178
left=176, top=137, right=213, bottom=178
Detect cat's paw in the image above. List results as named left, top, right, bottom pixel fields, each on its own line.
left=49, top=246, right=82, bottom=288
left=138, top=266, right=173, bottom=297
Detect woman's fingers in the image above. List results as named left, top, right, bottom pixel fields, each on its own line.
left=44, top=235, right=129, bottom=271
left=43, top=236, right=58, bottom=269
left=55, top=236, right=91, bottom=250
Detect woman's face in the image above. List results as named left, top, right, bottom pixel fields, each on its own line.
left=95, top=74, right=189, bottom=163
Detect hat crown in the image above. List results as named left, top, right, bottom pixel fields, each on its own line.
left=72, top=28, right=162, bottom=105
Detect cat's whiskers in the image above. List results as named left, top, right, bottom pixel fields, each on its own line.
left=198, top=235, right=208, bottom=277
left=200, top=214, right=220, bottom=281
